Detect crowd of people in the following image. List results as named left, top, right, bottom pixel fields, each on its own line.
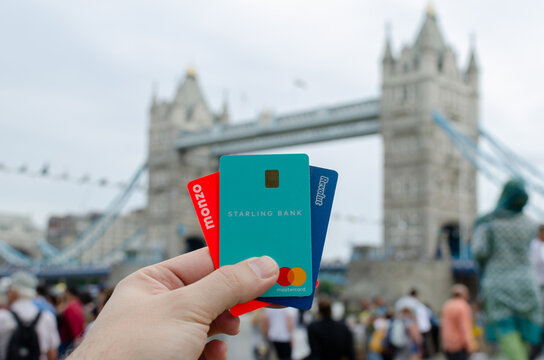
left=345, top=288, right=477, bottom=360
left=252, top=180, right=544, bottom=360
left=0, top=272, right=488, bottom=360
left=0, top=272, right=112, bottom=359
left=249, top=286, right=478, bottom=360
left=0, top=179, right=542, bottom=360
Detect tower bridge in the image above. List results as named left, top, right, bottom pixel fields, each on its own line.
left=148, top=7, right=480, bottom=260
left=4, top=6, right=544, bottom=301
left=176, top=98, right=381, bottom=155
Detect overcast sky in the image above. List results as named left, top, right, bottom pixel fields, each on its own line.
left=1, top=1, right=543, bottom=260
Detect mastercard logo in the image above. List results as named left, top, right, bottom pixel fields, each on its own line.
left=277, top=267, right=307, bottom=287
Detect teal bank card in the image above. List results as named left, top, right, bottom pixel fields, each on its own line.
left=219, top=154, right=313, bottom=297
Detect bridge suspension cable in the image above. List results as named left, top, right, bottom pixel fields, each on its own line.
left=90, top=227, right=146, bottom=267
left=36, top=239, right=61, bottom=259
left=0, top=163, right=147, bottom=268
left=46, top=163, right=147, bottom=266
left=0, top=242, right=33, bottom=267
left=433, top=111, right=544, bottom=218
left=479, top=128, right=544, bottom=194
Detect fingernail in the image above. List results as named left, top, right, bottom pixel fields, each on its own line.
left=248, top=256, right=278, bottom=279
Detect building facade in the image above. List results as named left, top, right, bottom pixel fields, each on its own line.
left=147, top=68, right=227, bottom=257
left=47, top=212, right=101, bottom=249
left=0, top=213, right=43, bottom=258
left=47, top=209, right=145, bottom=264
left=381, top=8, right=479, bottom=259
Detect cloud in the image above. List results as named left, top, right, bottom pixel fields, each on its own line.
left=1, top=0, right=543, bottom=260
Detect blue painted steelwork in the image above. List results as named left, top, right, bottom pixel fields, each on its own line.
left=0, top=163, right=147, bottom=270
left=46, top=163, right=147, bottom=266
left=319, top=263, right=348, bottom=286
left=37, top=239, right=60, bottom=259
left=479, top=128, right=544, bottom=195
left=0, top=266, right=111, bottom=279
left=451, top=259, right=478, bottom=276
left=433, top=110, right=544, bottom=275
left=176, top=98, right=381, bottom=155
left=0, top=229, right=149, bottom=278
left=93, top=228, right=146, bottom=267
left=0, top=242, right=32, bottom=267
left=433, top=111, right=544, bottom=217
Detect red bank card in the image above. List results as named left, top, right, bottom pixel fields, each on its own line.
left=187, top=172, right=270, bottom=316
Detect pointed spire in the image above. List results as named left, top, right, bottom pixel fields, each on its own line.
left=382, top=22, right=394, bottom=63
left=151, top=81, right=158, bottom=106
left=467, top=33, right=479, bottom=73
left=414, top=3, right=445, bottom=52
left=465, top=34, right=479, bottom=88
left=186, top=64, right=197, bottom=79
left=220, top=90, right=229, bottom=124
left=175, top=65, right=208, bottom=119
left=426, top=2, right=436, bottom=20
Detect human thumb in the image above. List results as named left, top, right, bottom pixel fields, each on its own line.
left=181, top=256, right=279, bottom=318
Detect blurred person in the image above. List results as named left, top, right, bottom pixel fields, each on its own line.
left=261, top=307, right=297, bottom=360
left=529, top=225, right=544, bottom=359
left=358, top=298, right=374, bottom=358
left=292, top=312, right=311, bottom=360
left=440, top=284, right=476, bottom=360
left=251, top=309, right=270, bottom=360
left=529, top=225, right=544, bottom=289
left=332, top=300, right=346, bottom=321
left=359, top=298, right=373, bottom=325
left=83, top=288, right=113, bottom=338
left=345, top=314, right=365, bottom=360
left=394, top=289, right=431, bottom=357
left=374, top=296, right=387, bottom=317
left=473, top=179, right=542, bottom=360
left=424, top=303, right=440, bottom=357
left=57, top=286, right=85, bottom=356
left=33, top=285, right=56, bottom=319
left=0, top=277, right=12, bottom=310
left=69, top=249, right=280, bottom=360
left=385, top=307, right=421, bottom=360
left=0, top=272, right=59, bottom=360
left=307, top=298, right=355, bottom=360
left=368, top=311, right=392, bottom=360
left=77, top=291, right=94, bottom=323
left=471, top=301, right=492, bottom=354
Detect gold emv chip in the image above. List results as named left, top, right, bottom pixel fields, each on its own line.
left=265, top=170, right=279, bottom=188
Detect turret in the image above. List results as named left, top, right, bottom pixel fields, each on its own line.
left=382, top=26, right=395, bottom=79
left=218, top=92, right=230, bottom=125
left=169, top=66, right=214, bottom=130
left=413, top=4, right=445, bottom=76
left=465, top=44, right=479, bottom=90
left=381, top=4, right=479, bottom=259
left=149, top=82, right=158, bottom=116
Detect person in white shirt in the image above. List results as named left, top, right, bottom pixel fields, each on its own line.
left=395, top=289, right=432, bottom=357
left=530, top=225, right=544, bottom=289
left=0, top=272, right=60, bottom=360
left=261, top=307, right=297, bottom=360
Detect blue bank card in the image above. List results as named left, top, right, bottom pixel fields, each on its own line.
left=256, top=165, right=338, bottom=309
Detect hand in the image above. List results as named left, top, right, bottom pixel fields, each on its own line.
left=69, top=248, right=279, bottom=360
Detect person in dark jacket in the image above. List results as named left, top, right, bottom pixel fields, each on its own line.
left=307, top=299, right=355, bottom=360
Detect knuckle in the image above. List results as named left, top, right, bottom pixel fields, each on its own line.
left=116, top=273, right=135, bottom=289
left=217, top=265, right=244, bottom=294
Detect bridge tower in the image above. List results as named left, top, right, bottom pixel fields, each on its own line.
left=381, top=7, right=479, bottom=259
left=147, top=67, right=227, bottom=257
